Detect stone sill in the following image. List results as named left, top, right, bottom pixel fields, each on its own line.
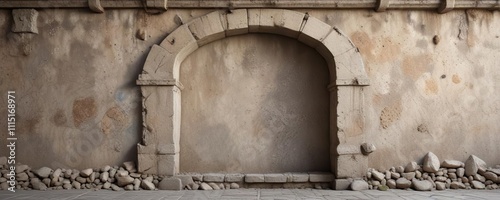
left=178, top=172, right=334, bottom=184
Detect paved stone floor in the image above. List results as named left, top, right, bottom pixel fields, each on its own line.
left=1, top=189, right=500, bottom=200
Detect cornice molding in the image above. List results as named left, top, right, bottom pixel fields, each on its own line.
left=0, top=0, right=499, bottom=12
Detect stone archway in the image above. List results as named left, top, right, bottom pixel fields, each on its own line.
left=136, top=9, right=370, bottom=184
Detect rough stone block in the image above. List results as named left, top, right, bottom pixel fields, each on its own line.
left=203, top=173, right=225, bottom=182
left=333, top=179, right=353, bottom=190
left=320, top=27, right=356, bottom=57
left=332, top=47, right=368, bottom=84
left=337, top=144, right=362, bottom=155
left=190, top=173, right=203, bottom=181
left=247, top=9, right=260, bottom=32
left=137, top=144, right=156, bottom=154
left=225, top=9, right=248, bottom=36
left=12, top=9, right=38, bottom=34
left=225, top=174, right=244, bottom=182
left=139, top=45, right=173, bottom=81
left=137, top=154, right=157, bottom=174
left=158, top=155, right=178, bottom=176
left=140, top=86, right=177, bottom=146
left=174, top=175, right=194, bottom=188
left=188, top=11, right=226, bottom=46
left=309, top=173, right=334, bottom=182
left=336, top=154, right=368, bottom=179
left=291, top=173, right=309, bottom=182
left=158, top=177, right=182, bottom=190
left=264, top=174, right=287, bottom=183
left=298, top=16, right=332, bottom=48
left=245, top=174, right=264, bottom=183
left=157, top=143, right=178, bottom=155
left=248, top=9, right=305, bottom=39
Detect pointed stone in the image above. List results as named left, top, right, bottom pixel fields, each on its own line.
left=423, top=152, right=440, bottom=173
left=141, top=179, right=156, bottom=190
left=80, top=168, right=93, bottom=178
left=465, top=155, right=487, bottom=177
left=371, top=170, right=385, bottom=181
left=405, top=162, right=419, bottom=172
left=200, top=182, right=213, bottom=190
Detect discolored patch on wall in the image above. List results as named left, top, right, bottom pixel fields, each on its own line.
left=72, top=97, right=97, bottom=127
left=350, top=31, right=374, bottom=60
left=417, top=124, right=428, bottom=133
left=100, top=106, right=128, bottom=135
left=425, top=78, right=438, bottom=94
left=52, top=109, right=67, bottom=126
left=452, top=74, right=461, bottom=84
left=380, top=100, right=402, bottom=129
left=402, top=54, right=432, bottom=80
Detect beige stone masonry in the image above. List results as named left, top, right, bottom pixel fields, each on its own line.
left=264, top=174, right=287, bottom=183
left=248, top=9, right=305, bottom=38
left=298, top=16, right=332, bottom=48
left=245, top=174, right=265, bottom=183
left=291, top=173, right=309, bottom=182
left=137, top=9, right=371, bottom=186
left=225, top=9, right=249, bottom=36
left=187, top=11, right=226, bottom=46
left=309, top=173, right=335, bottom=183
left=203, top=173, right=225, bottom=182
left=225, top=174, right=245, bottom=182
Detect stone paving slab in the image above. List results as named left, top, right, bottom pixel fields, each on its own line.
left=1, top=189, right=500, bottom=200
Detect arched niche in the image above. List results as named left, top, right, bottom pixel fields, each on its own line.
left=136, top=9, right=370, bottom=185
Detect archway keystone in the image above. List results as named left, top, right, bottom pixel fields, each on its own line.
left=136, top=9, right=370, bottom=184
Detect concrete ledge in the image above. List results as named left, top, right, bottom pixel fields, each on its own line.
left=291, top=173, right=309, bottom=183
left=309, top=173, right=334, bottom=182
left=225, top=174, right=244, bottom=182
left=245, top=174, right=265, bottom=183
left=203, top=173, right=225, bottom=182
left=264, top=174, right=287, bottom=183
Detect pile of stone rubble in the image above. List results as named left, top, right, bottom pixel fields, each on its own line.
left=0, top=159, right=161, bottom=191
left=351, top=152, right=500, bottom=191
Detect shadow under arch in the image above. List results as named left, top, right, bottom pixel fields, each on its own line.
left=136, top=9, right=370, bottom=185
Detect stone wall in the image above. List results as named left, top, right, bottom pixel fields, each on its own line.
left=0, top=8, right=499, bottom=175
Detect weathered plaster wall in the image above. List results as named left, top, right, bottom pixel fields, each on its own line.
left=0, top=8, right=499, bottom=173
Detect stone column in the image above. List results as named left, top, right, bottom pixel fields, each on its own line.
left=137, top=83, right=182, bottom=176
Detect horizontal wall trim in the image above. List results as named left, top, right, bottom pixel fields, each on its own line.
left=0, top=0, right=499, bottom=10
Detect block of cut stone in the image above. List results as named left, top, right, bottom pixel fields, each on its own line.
left=12, top=9, right=38, bottom=34
left=309, top=173, right=334, bottom=182
left=245, top=174, right=264, bottom=183
left=264, top=174, right=286, bottom=183
left=292, top=173, right=309, bottom=182
left=225, top=173, right=244, bottom=182
left=203, top=173, right=225, bottom=182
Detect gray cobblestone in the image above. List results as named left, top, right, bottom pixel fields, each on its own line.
left=2, top=189, right=500, bottom=199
